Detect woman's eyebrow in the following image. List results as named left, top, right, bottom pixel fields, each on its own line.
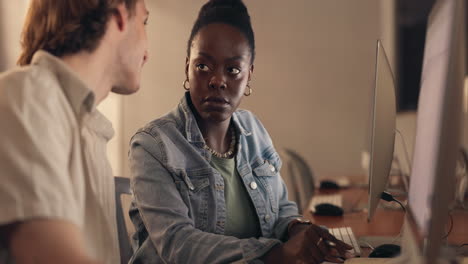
left=197, top=52, right=214, bottom=60
left=197, top=52, right=246, bottom=63
left=226, top=55, right=244, bottom=62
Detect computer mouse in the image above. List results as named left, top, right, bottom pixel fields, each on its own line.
left=319, top=180, right=340, bottom=190
left=368, top=244, right=401, bottom=258
left=314, top=203, right=344, bottom=216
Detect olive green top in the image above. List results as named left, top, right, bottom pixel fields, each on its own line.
left=210, top=155, right=261, bottom=238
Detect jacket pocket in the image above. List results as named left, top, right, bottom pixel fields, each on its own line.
left=177, top=169, right=212, bottom=230
left=252, top=160, right=279, bottom=213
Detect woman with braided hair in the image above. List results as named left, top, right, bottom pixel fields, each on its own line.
left=128, top=1, right=351, bottom=263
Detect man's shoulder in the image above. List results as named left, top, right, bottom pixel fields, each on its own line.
left=0, top=65, right=64, bottom=106
left=0, top=65, right=75, bottom=128
left=1, top=63, right=55, bottom=87
left=0, top=64, right=63, bottom=102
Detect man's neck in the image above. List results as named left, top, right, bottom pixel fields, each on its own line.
left=61, top=49, right=115, bottom=106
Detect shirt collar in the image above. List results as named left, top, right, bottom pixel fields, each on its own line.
left=84, top=110, right=115, bottom=141
left=31, top=50, right=96, bottom=117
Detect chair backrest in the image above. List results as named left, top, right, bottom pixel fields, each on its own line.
left=115, top=176, right=133, bottom=264
left=278, top=148, right=315, bottom=213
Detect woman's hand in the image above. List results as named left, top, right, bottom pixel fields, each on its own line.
left=261, top=223, right=353, bottom=264
left=303, top=224, right=353, bottom=263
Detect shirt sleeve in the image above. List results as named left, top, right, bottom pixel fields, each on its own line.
left=0, top=73, right=81, bottom=227
left=129, top=132, right=281, bottom=264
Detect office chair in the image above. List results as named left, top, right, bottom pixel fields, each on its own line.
left=278, top=148, right=315, bottom=213
left=115, top=176, right=133, bottom=264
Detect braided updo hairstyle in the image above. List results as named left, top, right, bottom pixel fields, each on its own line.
left=187, top=0, right=255, bottom=63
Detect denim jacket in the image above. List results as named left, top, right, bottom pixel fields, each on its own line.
left=128, top=93, right=301, bottom=263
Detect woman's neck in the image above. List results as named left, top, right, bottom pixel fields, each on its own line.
left=199, top=119, right=232, bottom=154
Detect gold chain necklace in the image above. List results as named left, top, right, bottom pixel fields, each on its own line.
left=204, top=127, right=236, bottom=159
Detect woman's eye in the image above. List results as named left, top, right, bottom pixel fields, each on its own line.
left=228, top=67, right=241, bottom=74
left=196, top=64, right=210, bottom=72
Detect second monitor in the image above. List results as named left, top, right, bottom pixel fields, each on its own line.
left=367, top=40, right=397, bottom=222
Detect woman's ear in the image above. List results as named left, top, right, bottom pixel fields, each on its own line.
left=185, top=57, right=190, bottom=78
left=248, top=64, right=254, bottom=82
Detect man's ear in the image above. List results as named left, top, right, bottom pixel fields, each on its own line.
left=113, top=3, right=130, bottom=32
left=185, top=57, right=190, bottom=78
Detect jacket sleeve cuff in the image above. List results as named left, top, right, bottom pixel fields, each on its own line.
left=238, top=238, right=282, bottom=264
left=273, top=215, right=303, bottom=241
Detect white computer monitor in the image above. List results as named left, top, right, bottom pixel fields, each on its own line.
left=401, top=0, right=466, bottom=263
left=367, top=40, right=397, bottom=221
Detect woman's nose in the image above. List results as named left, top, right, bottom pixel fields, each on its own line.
left=209, top=74, right=227, bottom=90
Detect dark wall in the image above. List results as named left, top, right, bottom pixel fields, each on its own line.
left=396, top=0, right=467, bottom=112
left=396, top=0, right=435, bottom=112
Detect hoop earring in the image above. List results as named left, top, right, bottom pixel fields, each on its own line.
left=183, top=79, right=190, bottom=90
left=244, top=84, right=252, bottom=96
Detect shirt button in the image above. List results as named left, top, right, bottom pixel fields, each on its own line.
left=264, top=214, right=271, bottom=222
left=250, top=182, right=257, bottom=190
left=269, top=165, right=276, bottom=172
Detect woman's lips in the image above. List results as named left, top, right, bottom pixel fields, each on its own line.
left=203, top=96, right=229, bottom=104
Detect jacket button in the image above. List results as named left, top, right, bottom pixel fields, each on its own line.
left=264, top=214, right=271, bottom=222
left=269, top=165, right=276, bottom=172
left=250, top=182, right=257, bottom=190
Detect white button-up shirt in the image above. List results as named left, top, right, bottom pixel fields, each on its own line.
left=0, top=51, right=119, bottom=263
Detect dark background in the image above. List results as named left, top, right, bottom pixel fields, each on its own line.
left=396, top=0, right=467, bottom=112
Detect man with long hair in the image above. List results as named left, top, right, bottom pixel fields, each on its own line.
left=0, top=0, right=149, bottom=263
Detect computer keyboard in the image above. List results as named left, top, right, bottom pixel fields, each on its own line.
left=309, top=194, right=343, bottom=212
left=329, top=227, right=361, bottom=257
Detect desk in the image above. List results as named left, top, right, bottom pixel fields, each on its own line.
left=305, top=188, right=404, bottom=257
left=304, top=187, right=468, bottom=257
left=306, top=188, right=404, bottom=238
